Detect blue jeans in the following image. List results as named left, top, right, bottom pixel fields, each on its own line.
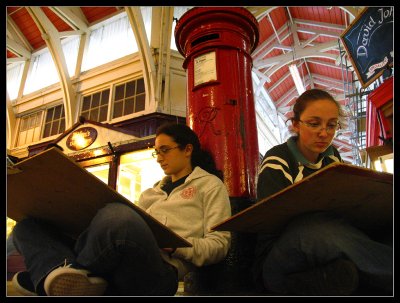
left=262, top=212, right=393, bottom=294
left=12, top=203, right=178, bottom=295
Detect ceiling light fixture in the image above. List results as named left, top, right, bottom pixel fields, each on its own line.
left=289, top=63, right=305, bottom=95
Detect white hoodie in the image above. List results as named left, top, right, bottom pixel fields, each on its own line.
left=138, top=166, right=231, bottom=280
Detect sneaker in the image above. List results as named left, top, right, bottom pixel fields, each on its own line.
left=44, top=265, right=108, bottom=296
left=12, top=271, right=37, bottom=296
left=285, top=259, right=359, bottom=296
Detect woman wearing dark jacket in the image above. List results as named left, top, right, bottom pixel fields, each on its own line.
left=253, top=89, right=392, bottom=296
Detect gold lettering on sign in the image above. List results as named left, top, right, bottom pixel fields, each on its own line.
left=66, top=127, right=98, bottom=151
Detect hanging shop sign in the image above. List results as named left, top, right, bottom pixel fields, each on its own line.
left=66, top=127, right=98, bottom=151
left=341, top=7, right=393, bottom=88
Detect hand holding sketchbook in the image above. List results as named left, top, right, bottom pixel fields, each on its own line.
left=212, top=163, right=393, bottom=234
left=7, top=147, right=191, bottom=248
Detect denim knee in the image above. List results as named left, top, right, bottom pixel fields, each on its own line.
left=279, top=212, right=365, bottom=253
left=74, top=202, right=160, bottom=273
left=13, top=218, right=35, bottom=236
left=12, top=218, right=38, bottom=250
left=91, top=203, right=145, bottom=234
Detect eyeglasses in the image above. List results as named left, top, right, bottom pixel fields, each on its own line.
left=152, top=146, right=180, bottom=158
left=298, top=120, right=340, bottom=133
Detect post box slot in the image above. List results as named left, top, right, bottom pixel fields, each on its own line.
left=191, top=33, right=220, bottom=47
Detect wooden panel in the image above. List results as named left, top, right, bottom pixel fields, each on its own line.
left=81, top=7, right=118, bottom=24
left=11, top=7, right=45, bottom=50
left=213, top=162, right=392, bottom=234
left=42, top=7, right=73, bottom=32
left=7, top=147, right=191, bottom=248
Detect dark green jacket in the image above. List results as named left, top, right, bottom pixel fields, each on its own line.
left=253, top=136, right=342, bottom=287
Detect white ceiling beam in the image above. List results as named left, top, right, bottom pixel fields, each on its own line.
left=303, top=59, right=314, bottom=88
left=268, top=10, right=285, bottom=46
left=307, top=58, right=344, bottom=69
left=125, top=6, right=157, bottom=111
left=157, top=7, right=175, bottom=111
left=297, top=27, right=342, bottom=39
left=300, top=33, right=320, bottom=48
left=312, top=73, right=344, bottom=86
left=276, top=105, right=292, bottom=114
left=73, top=33, right=87, bottom=77
left=6, top=37, right=31, bottom=59
left=58, top=30, right=85, bottom=38
left=276, top=111, right=288, bottom=122
left=150, top=7, right=162, bottom=49
left=6, top=92, right=17, bottom=149
left=50, top=7, right=89, bottom=32
left=252, top=18, right=345, bottom=59
left=6, top=57, right=27, bottom=64
left=252, top=68, right=271, bottom=84
left=68, top=7, right=89, bottom=21
left=294, top=18, right=346, bottom=31
left=254, top=39, right=339, bottom=70
left=253, top=68, right=272, bottom=98
left=290, top=20, right=301, bottom=47
left=340, top=6, right=365, bottom=20
left=261, top=52, right=338, bottom=83
left=332, top=93, right=345, bottom=100
left=246, top=6, right=274, bottom=21
left=7, top=15, right=33, bottom=52
left=313, top=79, right=344, bottom=92
left=252, top=23, right=289, bottom=58
left=271, top=43, right=293, bottom=52
left=27, top=6, right=76, bottom=128
left=15, top=60, right=30, bottom=101
left=270, top=60, right=306, bottom=92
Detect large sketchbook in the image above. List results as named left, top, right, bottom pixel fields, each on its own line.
left=7, top=147, right=191, bottom=248
left=212, top=163, right=393, bottom=234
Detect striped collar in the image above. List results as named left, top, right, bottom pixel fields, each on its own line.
left=287, top=136, right=335, bottom=169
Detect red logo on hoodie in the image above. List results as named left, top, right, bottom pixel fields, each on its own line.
left=181, top=186, right=196, bottom=199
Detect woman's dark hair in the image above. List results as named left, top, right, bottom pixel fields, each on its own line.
left=287, top=88, right=348, bottom=128
left=156, top=122, right=223, bottom=180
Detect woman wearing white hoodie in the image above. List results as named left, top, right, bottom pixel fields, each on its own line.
left=12, top=123, right=231, bottom=296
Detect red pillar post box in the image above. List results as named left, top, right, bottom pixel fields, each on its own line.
left=175, top=7, right=260, bottom=199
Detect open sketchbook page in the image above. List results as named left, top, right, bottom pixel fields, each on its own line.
left=7, top=147, right=191, bottom=248
left=212, top=162, right=393, bottom=234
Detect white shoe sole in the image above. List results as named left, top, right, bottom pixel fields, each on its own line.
left=12, top=273, right=37, bottom=296
left=44, top=267, right=108, bottom=296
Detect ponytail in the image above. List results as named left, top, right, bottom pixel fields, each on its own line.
left=192, top=148, right=224, bottom=181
